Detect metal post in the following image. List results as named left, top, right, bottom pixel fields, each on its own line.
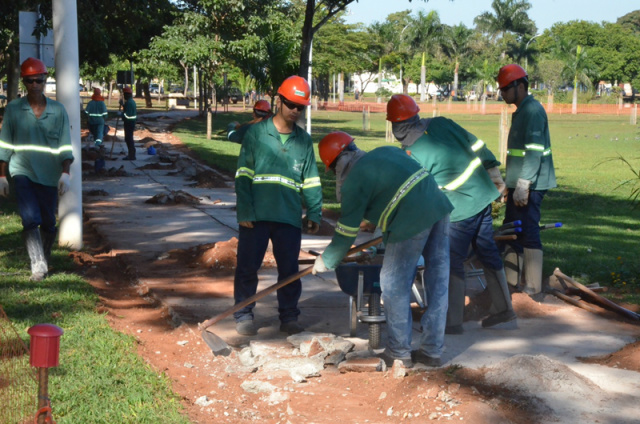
left=53, top=0, right=82, bottom=249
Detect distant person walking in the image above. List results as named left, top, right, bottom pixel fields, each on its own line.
left=497, top=64, right=557, bottom=295
left=0, top=57, right=74, bottom=281
left=120, top=86, right=137, bottom=160
left=85, top=88, right=108, bottom=146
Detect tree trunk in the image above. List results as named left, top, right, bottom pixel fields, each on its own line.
left=298, top=0, right=315, bottom=78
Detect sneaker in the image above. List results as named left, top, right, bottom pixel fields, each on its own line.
left=482, top=309, right=517, bottom=328
left=279, top=321, right=304, bottom=335
left=236, top=320, right=257, bottom=336
left=445, top=325, right=464, bottom=335
left=411, top=350, right=442, bottom=367
left=378, top=350, right=413, bottom=368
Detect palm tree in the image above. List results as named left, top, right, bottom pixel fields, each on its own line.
left=441, top=23, right=473, bottom=100
left=553, top=36, right=595, bottom=114
left=474, top=0, right=536, bottom=58
left=408, top=10, right=444, bottom=101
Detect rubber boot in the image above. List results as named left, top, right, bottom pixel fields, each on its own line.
left=40, top=229, right=57, bottom=264
left=445, top=273, right=466, bottom=334
left=523, top=248, right=544, bottom=295
left=24, top=229, right=48, bottom=281
left=503, top=245, right=523, bottom=287
left=481, top=268, right=517, bottom=328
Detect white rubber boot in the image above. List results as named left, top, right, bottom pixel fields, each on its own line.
left=24, top=229, right=48, bottom=281
left=503, top=245, right=523, bottom=287
left=523, top=248, right=543, bottom=295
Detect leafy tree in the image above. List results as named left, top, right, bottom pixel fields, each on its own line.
left=552, top=36, right=596, bottom=113
left=408, top=10, right=445, bottom=100
left=617, top=10, right=640, bottom=35
left=474, top=0, right=536, bottom=58
left=441, top=23, right=474, bottom=99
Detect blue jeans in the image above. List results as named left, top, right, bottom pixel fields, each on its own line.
left=380, top=215, right=450, bottom=359
left=450, top=205, right=503, bottom=277
left=233, top=221, right=302, bottom=323
left=504, top=189, right=546, bottom=251
left=14, top=176, right=57, bottom=233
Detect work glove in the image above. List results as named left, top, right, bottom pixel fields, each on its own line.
left=312, top=255, right=329, bottom=275
left=487, top=167, right=507, bottom=202
left=302, top=216, right=320, bottom=234
left=58, top=172, right=70, bottom=197
left=513, top=178, right=531, bottom=207
left=0, top=176, right=9, bottom=197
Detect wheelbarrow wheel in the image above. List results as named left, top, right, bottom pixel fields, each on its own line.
left=368, top=292, right=381, bottom=349
left=349, top=296, right=357, bottom=337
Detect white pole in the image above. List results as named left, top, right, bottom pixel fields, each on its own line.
left=53, top=0, right=82, bottom=249
left=306, top=41, right=312, bottom=135
left=193, top=65, right=197, bottom=109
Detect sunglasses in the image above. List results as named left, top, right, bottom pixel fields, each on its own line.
left=500, top=81, right=518, bottom=92
left=280, top=96, right=305, bottom=111
left=24, top=78, right=45, bottom=85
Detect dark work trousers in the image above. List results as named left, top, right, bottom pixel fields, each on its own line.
left=123, top=120, right=136, bottom=159
left=14, top=175, right=57, bottom=234
left=503, top=189, right=547, bottom=252
left=233, top=221, right=302, bottom=323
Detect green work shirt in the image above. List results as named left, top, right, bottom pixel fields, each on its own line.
left=85, top=100, right=107, bottom=125
left=505, top=95, right=557, bottom=190
left=322, top=146, right=453, bottom=270
left=403, top=117, right=500, bottom=222
left=0, top=96, right=74, bottom=187
left=235, top=118, right=322, bottom=227
left=227, top=123, right=251, bottom=144
left=123, top=98, right=137, bottom=124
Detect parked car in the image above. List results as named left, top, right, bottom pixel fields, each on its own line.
left=150, top=83, right=163, bottom=94
left=228, top=87, right=243, bottom=104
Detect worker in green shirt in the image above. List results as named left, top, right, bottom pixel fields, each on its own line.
left=386, top=94, right=516, bottom=334
left=497, top=64, right=557, bottom=296
left=227, top=100, right=272, bottom=144
left=85, top=88, right=108, bottom=146
left=120, top=86, right=137, bottom=160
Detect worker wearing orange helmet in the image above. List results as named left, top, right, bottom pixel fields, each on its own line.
left=314, top=133, right=453, bottom=368
left=386, top=94, right=516, bottom=333
left=226, top=99, right=273, bottom=144
left=0, top=57, right=74, bottom=281
left=119, top=86, right=137, bottom=160
left=233, top=76, right=322, bottom=337
left=85, top=88, right=108, bottom=146
left=497, top=64, right=556, bottom=295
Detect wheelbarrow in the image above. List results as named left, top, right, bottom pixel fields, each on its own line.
left=334, top=255, right=426, bottom=349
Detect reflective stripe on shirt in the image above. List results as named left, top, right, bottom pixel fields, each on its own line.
left=0, top=139, right=73, bottom=155
left=378, top=168, right=430, bottom=232
left=471, top=139, right=484, bottom=152
left=507, top=147, right=552, bottom=157
left=440, top=157, right=482, bottom=191
left=335, top=221, right=359, bottom=238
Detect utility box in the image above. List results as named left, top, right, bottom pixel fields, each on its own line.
left=27, top=324, right=63, bottom=368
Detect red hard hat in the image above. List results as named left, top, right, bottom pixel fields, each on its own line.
left=21, top=57, right=48, bottom=77
left=123, top=86, right=133, bottom=94
left=277, top=76, right=311, bottom=106
left=497, top=64, right=528, bottom=89
left=386, top=94, right=420, bottom=122
left=253, top=100, right=271, bottom=113
left=319, top=131, right=354, bottom=169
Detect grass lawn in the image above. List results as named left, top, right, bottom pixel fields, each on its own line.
left=0, top=199, right=190, bottom=423
left=172, top=107, right=640, bottom=300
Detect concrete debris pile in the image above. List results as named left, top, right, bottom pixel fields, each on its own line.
left=145, top=190, right=202, bottom=205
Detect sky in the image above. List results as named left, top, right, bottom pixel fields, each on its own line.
left=343, top=0, right=638, bottom=32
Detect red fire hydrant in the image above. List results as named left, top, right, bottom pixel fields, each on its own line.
left=28, top=324, right=63, bottom=424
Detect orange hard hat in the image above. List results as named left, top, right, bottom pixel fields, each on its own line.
left=253, top=100, right=271, bottom=113
left=497, top=64, right=528, bottom=89
left=386, top=94, right=420, bottom=122
left=277, top=76, right=311, bottom=106
left=319, top=131, right=354, bottom=169
left=123, top=86, right=133, bottom=94
left=21, top=57, right=48, bottom=77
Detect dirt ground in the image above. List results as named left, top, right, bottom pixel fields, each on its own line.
left=71, top=121, right=640, bottom=423
left=70, top=215, right=640, bottom=424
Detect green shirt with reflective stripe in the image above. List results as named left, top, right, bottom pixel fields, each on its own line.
left=505, top=95, right=556, bottom=190
left=322, top=146, right=453, bottom=270
left=403, top=117, right=501, bottom=222
left=0, top=96, right=74, bottom=187
left=123, top=98, right=137, bottom=123
left=85, top=100, right=107, bottom=125
left=235, top=117, right=322, bottom=227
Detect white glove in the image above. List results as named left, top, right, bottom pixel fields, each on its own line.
left=513, top=178, right=531, bottom=207
left=0, top=176, right=9, bottom=197
left=312, top=255, right=329, bottom=275
left=58, top=172, right=70, bottom=197
left=487, top=167, right=506, bottom=200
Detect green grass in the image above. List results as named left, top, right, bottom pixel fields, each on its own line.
left=0, top=198, right=190, bottom=423
left=172, top=109, right=640, bottom=298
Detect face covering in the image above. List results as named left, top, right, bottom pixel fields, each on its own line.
left=391, top=115, right=431, bottom=147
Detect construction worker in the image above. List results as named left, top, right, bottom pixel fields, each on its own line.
left=0, top=57, right=74, bottom=281
left=386, top=94, right=516, bottom=333
left=226, top=100, right=272, bottom=144
left=85, top=88, right=108, bottom=146
left=233, top=76, right=322, bottom=336
left=120, top=86, right=137, bottom=160
left=497, top=64, right=556, bottom=295
left=313, top=134, right=453, bottom=368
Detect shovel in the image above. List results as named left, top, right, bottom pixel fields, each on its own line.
left=199, top=236, right=383, bottom=355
